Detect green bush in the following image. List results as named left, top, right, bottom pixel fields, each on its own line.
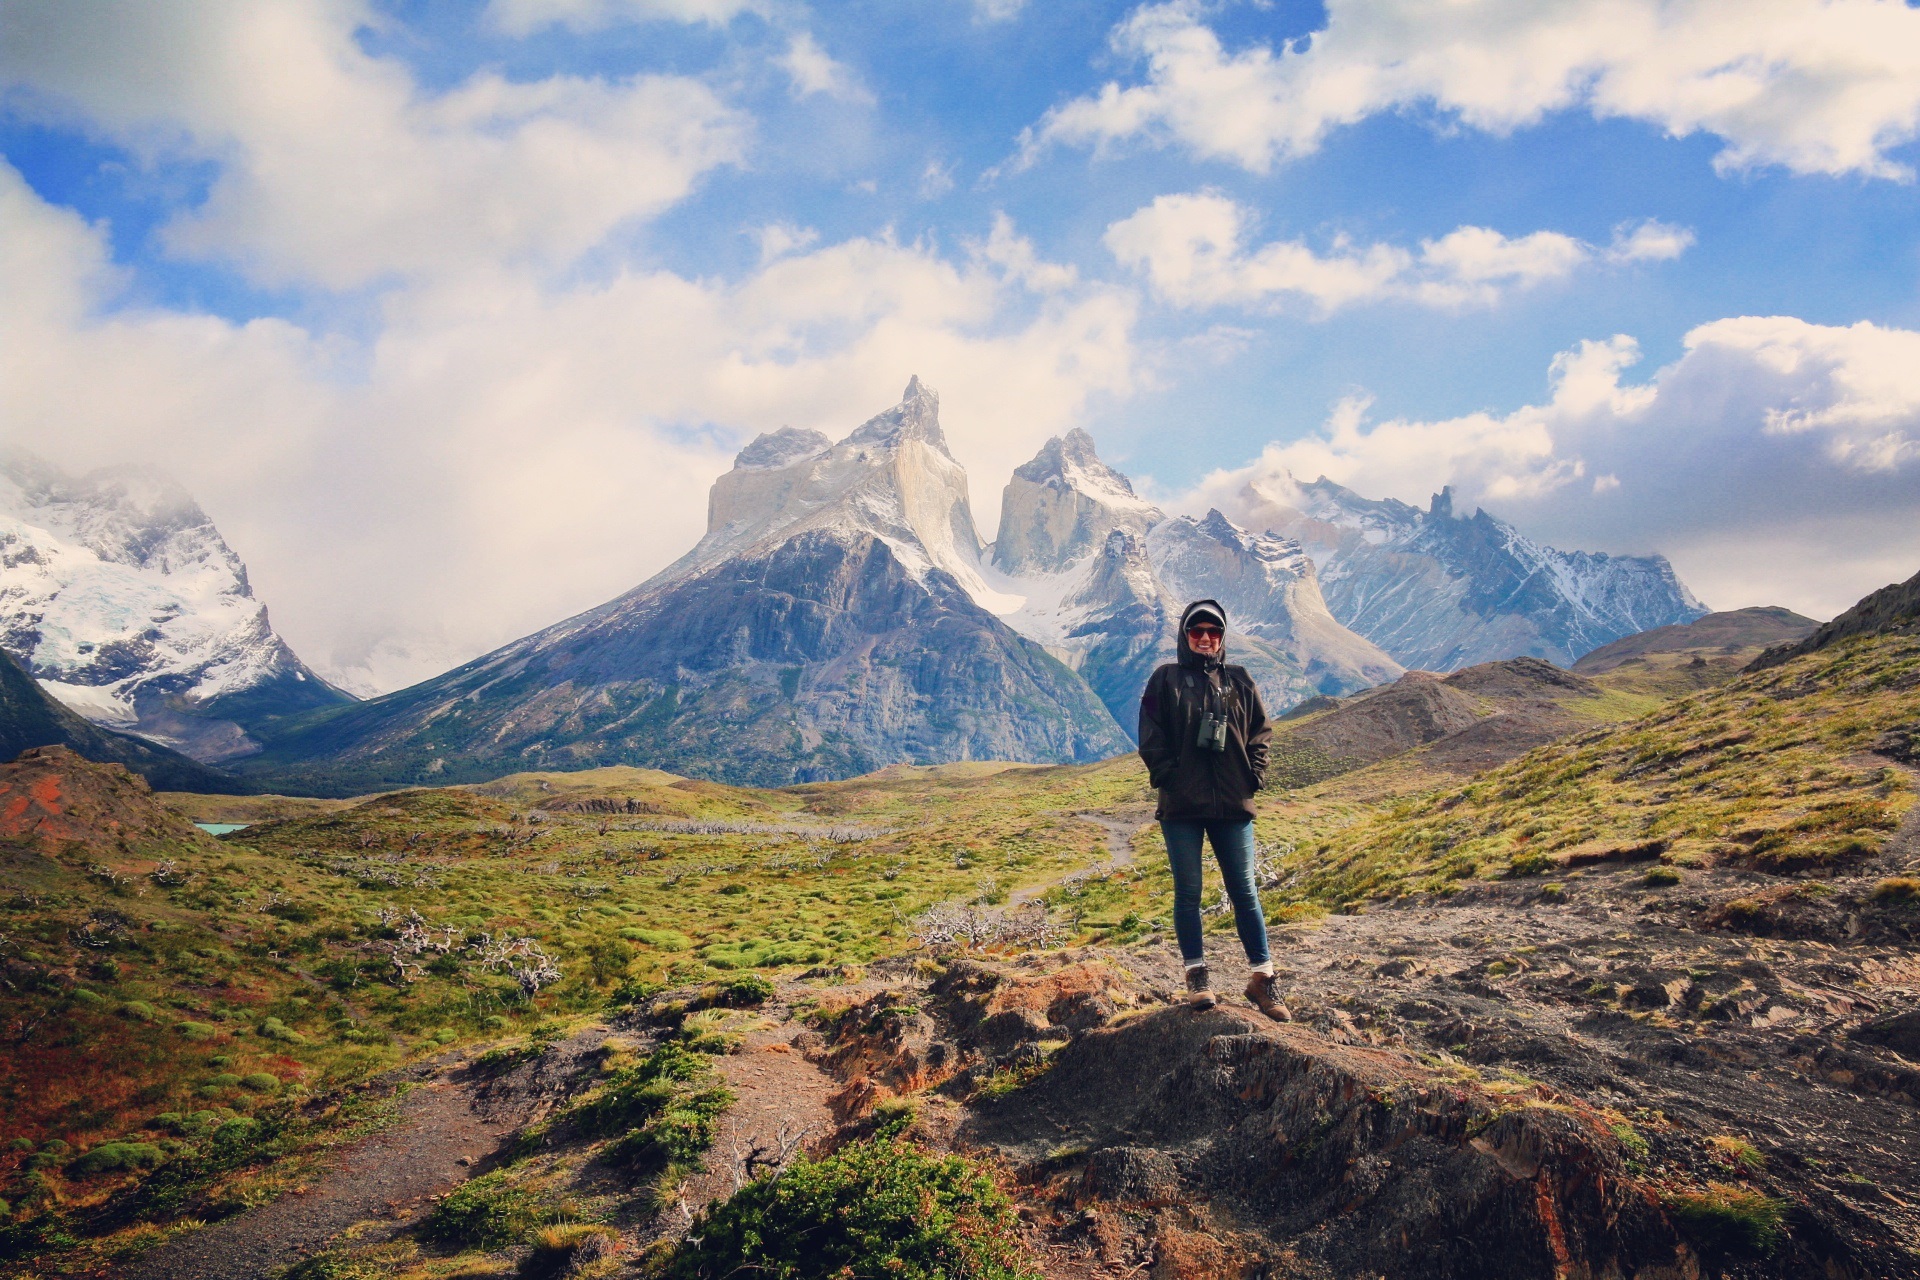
left=174, top=1020, right=218, bottom=1041
left=240, top=1073, right=281, bottom=1093
left=715, top=974, right=775, bottom=1007
left=661, top=1138, right=1037, bottom=1280
left=68, top=1142, right=165, bottom=1177
left=576, top=1042, right=714, bottom=1136
left=121, top=1000, right=157, bottom=1021
left=606, top=1087, right=734, bottom=1171
left=1664, top=1183, right=1785, bottom=1257
left=419, top=1170, right=546, bottom=1249
left=207, top=1073, right=243, bottom=1089
left=259, top=1017, right=307, bottom=1044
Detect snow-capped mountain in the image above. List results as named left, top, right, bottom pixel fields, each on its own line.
left=982, top=434, right=1402, bottom=726
left=1235, top=477, right=1708, bottom=670
left=235, top=380, right=1129, bottom=793
left=0, top=450, right=349, bottom=762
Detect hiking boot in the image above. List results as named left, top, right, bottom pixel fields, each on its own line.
left=1245, top=972, right=1292, bottom=1022
left=1185, top=966, right=1217, bottom=1009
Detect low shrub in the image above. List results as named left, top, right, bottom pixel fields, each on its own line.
left=605, top=1087, right=734, bottom=1172
left=1644, top=867, right=1682, bottom=887
left=1664, top=1183, right=1785, bottom=1257
left=714, top=974, right=775, bottom=1007
left=259, top=1017, right=306, bottom=1044
left=658, top=1137, right=1037, bottom=1280
left=240, top=1073, right=281, bottom=1093
left=1505, top=851, right=1555, bottom=878
left=68, top=1142, right=165, bottom=1178
left=174, top=1021, right=218, bottom=1041
left=419, top=1170, right=546, bottom=1249
left=1871, top=876, right=1920, bottom=904
left=521, top=1222, right=618, bottom=1278
left=575, top=1042, right=712, bottom=1136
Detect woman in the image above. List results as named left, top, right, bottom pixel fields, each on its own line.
left=1136, top=599, right=1289, bottom=1020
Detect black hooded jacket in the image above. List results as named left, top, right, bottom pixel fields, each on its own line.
left=1137, top=600, right=1273, bottom=822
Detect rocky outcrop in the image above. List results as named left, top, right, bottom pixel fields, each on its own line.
left=1237, top=476, right=1708, bottom=670
left=991, top=429, right=1158, bottom=576
left=1749, top=565, right=1920, bottom=671
left=0, top=744, right=217, bottom=853
left=0, top=449, right=350, bottom=761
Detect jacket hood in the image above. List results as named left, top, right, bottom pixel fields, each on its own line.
left=1176, top=598, right=1228, bottom=669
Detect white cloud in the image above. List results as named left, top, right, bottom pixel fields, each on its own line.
left=1103, top=192, right=1669, bottom=312
left=0, top=164, right=1138, bottom=691
left=0, top=0, right=748, bottom=289
left=972, top=0, right=1026, bottom=21
left=919, top=159, right=957, bottom=200
left=1024, top=0, right=1920, bottom=179
left=779, top=32, right=872, bottom=103
left=484, top=0, right=757, bottom=34
left=1189, top=318, right=1920, bottom=620
left=1605, top=218, right=1695, bottom=263
left=754, top=222, right=819, bottom=263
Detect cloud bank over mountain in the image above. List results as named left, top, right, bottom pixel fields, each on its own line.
left=1188, top=317, right=1920, bottom=621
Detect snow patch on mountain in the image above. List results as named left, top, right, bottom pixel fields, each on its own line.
left=0, top=450, right=346, bottom=760
left=1236, top=474, right=1708, bottom=669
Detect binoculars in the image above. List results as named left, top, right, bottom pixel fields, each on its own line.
left=1196, top=713, right=1228, bottom=752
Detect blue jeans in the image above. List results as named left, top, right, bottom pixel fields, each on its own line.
left=1162, top=818, right=1270, bottom=968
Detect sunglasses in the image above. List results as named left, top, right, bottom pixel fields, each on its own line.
left=1185, top=625, right=1224, bottom=638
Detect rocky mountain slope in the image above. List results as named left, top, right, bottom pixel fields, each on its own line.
left=232, top=381, right=1131, bottom=794
left=1268, top=654, right=1621, bottom=787
left=1750, top=565, right=1920, bottom=671
left=0, top=644, right=249, bottom=793
left=1234, top=475, right=1708, bottom=669
left=0, top=450, right=350, bottom=762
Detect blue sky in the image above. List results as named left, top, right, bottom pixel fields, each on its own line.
left=3, top=0, right=1918, bottom=692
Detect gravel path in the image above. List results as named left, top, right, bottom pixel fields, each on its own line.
left=115, top=1032, right=607, bottom=1280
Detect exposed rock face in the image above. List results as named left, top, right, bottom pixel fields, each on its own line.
left=0, top=450, right=349, bottom=761
left=237, top=381, right=1130, bottom=794
left=1749, top=565, right=1920, bottom=671
left=1238, top=476, right=1708, bottom=670
left=992, top=429, right=1158, bottom=575
left=0, top=646, right=247, bottom=793
left=988, top=436, right=1401, bottom=727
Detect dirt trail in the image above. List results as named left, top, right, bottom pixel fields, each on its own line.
left=116, top=1031, right=608, bottom=1280
left=1010, top=812, right=1144, bottom=908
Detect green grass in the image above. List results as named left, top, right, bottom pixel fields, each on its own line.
left=1261, top=634, right=1919, bottom=907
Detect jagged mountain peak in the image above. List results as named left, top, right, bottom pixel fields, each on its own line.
left=993, top=429, right=1159, bottom=576
left=847, top=375, right=948, bottom=452
left=734, top=426, right=832, bottom=471
left=1240, top=470, right=1708, bottom=670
